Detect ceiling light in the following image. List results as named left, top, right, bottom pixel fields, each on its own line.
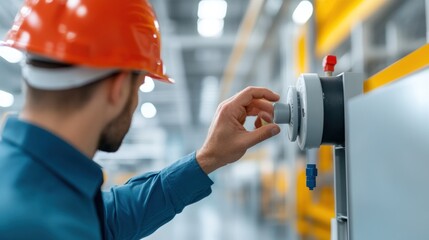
left=198, top=0, right=228, bottom=19
left=292, top=0, right=314, bottom=25
left=140, top=76, right=155, bottom=93
left=0, top=46, right=23, bottom=63
left=140, top=102, right=157, bottom=119
left=198, top=18, right=224, bottom=38
left=0, top=90, right=14, bottom=108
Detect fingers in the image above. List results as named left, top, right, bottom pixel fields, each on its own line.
left=243, top=124, right=281, bottom=149
left=246, top=99, right=274, bottom=116
left=254, top=112, right=273, bottom=128
left=255, top=117, right=262, bottom=129
left=233, top=87, right=280, bottom=107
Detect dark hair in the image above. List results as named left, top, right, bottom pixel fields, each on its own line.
left=24, top=58, right=120, bottom=112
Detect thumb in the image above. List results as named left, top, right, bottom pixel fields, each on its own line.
left=243, top=124, right=280, bottom=149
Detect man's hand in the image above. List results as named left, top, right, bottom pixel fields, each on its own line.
left=196, top=87, right=281, bottom=174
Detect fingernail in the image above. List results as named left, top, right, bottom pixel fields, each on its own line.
left=271, top=127, right=280, bottom=136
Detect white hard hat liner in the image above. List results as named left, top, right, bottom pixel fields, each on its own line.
left=22, top=63, right=118, bottom=90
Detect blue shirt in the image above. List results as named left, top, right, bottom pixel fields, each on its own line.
left=0, top=117, right=213, bottom=240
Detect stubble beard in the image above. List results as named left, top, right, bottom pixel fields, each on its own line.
left=97, top=88, right=134, bottom=152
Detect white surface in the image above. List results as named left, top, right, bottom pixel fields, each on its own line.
left=296, top=73, right=324, bottom=149
left=331, top=218, right=338, bottom=240
left=348, top=67, right=429, bottom=239
left=287, top=86, right=299, bottom=141
left=22, top=64, right=117, bottom=90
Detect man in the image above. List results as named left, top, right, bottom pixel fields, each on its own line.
left=0, top=0, right=281, bottom=239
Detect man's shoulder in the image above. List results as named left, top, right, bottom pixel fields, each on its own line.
left=0, top=140, right=92, bottom=217
left=0, top=139, right=50, bottom=187
left=0, top=137, right=32, bottom=164
left=0, top=136, right=101, bottom=239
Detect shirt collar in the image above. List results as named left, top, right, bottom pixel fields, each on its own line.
left=1, top=117, right=103, bottom=198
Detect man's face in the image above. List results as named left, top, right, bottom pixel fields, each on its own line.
left=97, top=73, right=142, bottom=152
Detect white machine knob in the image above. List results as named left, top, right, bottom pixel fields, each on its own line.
left=273, top=103, right=290, bottom=124
left=286, top=87, right=300, bottom=141
left=295, top=74, right=324, bottom=149
left=273, top=87, right=300, bottom=141
left=273, top=74, right=324, bottom=149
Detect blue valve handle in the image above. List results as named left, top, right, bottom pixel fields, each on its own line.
left=306, top=164, right=318, bottom=190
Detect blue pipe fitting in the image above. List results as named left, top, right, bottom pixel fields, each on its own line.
left=306, top=164, right=318, bottom=190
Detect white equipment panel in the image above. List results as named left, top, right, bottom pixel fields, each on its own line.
left=348, top=67, right=429, bottom=239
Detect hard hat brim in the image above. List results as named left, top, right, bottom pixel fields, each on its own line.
left=148, top=72, right=175, bottom=84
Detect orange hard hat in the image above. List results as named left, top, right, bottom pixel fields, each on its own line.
left=2, top=0, right=173, bottom=84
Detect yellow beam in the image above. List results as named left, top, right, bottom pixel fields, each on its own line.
left=296, top=28, right=309, bottom=75
left=305, top=203, right=335, bottom=226
left=296, top=219, right=331, bottom=240
left=365, top=43, right=429, bottom=92
left=220, top=0, right=266, bottom=101
left=316, top=0, right=387, bottom=57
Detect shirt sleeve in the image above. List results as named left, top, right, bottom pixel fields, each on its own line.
left=102, top=152, right=214, bottom=240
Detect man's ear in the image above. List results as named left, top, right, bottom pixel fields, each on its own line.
left=106, top=72, right=130, bottom=106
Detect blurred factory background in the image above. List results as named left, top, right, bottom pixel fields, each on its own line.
left=0, top=0, right=428, bottom=239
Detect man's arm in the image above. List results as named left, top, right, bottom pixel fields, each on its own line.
left=103, top=87, right=280, bottom=240
left=102, top=152, right=213, bottom=240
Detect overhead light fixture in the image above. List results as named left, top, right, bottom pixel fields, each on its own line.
left=198, top=0, right=228, bottom=19
left=198, top=18, right=224, bottom=38
left=0, top=46, right=23, bottom=64
left=197, top=0, right=227, bottom=38
left=140, top=102, right=157, bottom=119
left=0, top=90, right=14, bottom=108
left=140, top=76, right=155, bottom=93
left=292, top=0, right=314, bottom=25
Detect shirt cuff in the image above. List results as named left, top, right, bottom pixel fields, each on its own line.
left=161, top=152, right=214, bottom=210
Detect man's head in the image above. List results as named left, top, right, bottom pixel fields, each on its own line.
left=2, top=0, right=175, bottom=153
